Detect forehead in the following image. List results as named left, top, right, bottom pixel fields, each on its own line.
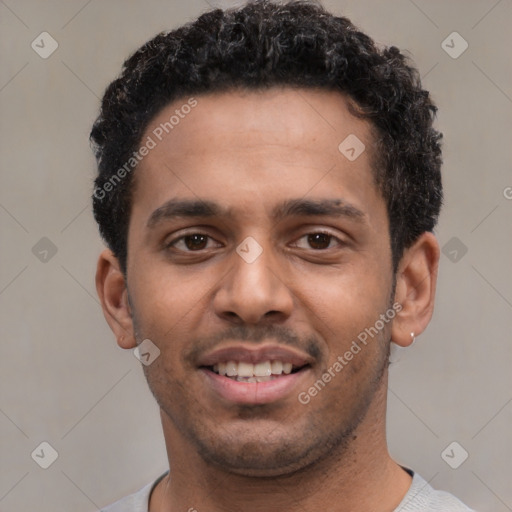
left=143, top=87, right=372, bottom=160
left=131, top=87, right=382, bottom=225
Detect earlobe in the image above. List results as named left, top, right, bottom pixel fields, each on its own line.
left=391, top=232, right=440, bottom=347
left=95, top=249, right=137, bottom=349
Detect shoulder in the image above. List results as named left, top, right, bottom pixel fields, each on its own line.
left=100, top=473, right=167, bottom=512
left=395, top=472, right=476, bottom=512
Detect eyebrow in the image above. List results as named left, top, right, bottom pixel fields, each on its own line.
left=146, top=197, right=366, bottom=228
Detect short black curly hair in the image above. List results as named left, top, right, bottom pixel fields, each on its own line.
left=90, top=0, right=442, bottom=274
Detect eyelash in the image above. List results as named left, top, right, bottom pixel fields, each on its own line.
left=166, top=230, right=344, bottom=252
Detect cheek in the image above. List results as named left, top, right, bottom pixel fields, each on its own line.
left=129, top=267, right=203, bottom=345
left=295, top=262, right=392, bottom=333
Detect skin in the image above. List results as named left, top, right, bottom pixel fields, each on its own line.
left=96, top=87, right=440, bottom=512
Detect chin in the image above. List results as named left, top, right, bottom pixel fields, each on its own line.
left=190, top=419, right=355, bottom=479
left=200, top=444, right=318, bottom=478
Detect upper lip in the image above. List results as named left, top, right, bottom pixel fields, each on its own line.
left=197, top=343, right=315, bottom=367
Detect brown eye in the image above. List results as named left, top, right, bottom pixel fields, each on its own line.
left=293, top=231, right=341, bottom=250
left=183, top=234, right=208, bottom=250
left=168, top=233, right=221, bottom=252
left=307, top=233, right=332, bottom=250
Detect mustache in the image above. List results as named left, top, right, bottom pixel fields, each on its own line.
left=185, top=324, right=322, bottom=364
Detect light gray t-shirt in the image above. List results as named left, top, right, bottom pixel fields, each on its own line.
left=101, top=471, right=475, bottom=511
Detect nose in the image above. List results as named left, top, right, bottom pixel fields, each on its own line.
left=212, top=240, right=294, bottom=325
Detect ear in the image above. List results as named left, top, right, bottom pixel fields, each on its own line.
left=95, top=249, right=137, bottom=349
left=391, top=232, right=440, bottom=347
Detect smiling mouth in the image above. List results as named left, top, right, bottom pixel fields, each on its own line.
left=203, top=360, right=309, bottom=383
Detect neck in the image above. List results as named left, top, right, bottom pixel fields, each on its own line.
left=150, top=376, right=412, bottom=512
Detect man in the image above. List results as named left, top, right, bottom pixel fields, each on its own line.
left=91, top=1, right=475, bottom=510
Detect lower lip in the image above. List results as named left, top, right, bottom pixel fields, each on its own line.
left=201, top=368, right=310, bottom=405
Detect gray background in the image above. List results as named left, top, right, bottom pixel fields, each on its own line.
left=1, top=0, right=511, bottom=511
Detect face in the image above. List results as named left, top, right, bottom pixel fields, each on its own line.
left=125, top=87, right=395, bottom=476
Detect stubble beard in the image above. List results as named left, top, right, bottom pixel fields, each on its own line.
left=131, top=291, right=393, bottom=479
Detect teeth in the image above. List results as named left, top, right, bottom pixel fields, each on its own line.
left=253, top=375, right=272, bottom=382
left=271, top=360, right=283, bottom=374
left=237, top=361, right=254, bottom=377
left=211, top=360, right=299, bottom=378
left=235, top=375, right=273, bottom=383
left=226, top=361, right=237, bottom=377
left=254, top=361, right=272, bottom=377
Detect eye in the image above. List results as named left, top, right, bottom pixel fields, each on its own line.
left=292, top=231, right=343, bottom=250
left=167, top=233, right=222, bottom=252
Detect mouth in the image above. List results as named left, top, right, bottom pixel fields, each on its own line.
left=204, top=360, right=309, bottom=383
left=197, top=344, right=314, bottom=405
